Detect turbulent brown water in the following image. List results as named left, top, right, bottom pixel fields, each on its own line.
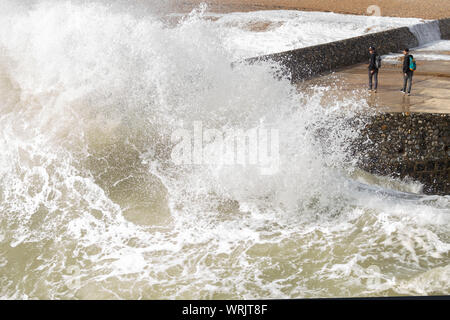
left=0, top=1, right=449, bottom=299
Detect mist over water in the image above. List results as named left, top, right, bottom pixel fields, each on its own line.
left=0, top=1, right=449, bottom=299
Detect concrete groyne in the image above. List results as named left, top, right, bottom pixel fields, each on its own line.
left=247, top=19, right=450, bottom=81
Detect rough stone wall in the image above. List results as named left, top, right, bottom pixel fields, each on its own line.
left=246, top=18, right=450, bottom=81
left=352, top=113, right=449, bottom=195
left=439, top=18, right=450, bottom=39
left=246, top=27, right=418, bottom=81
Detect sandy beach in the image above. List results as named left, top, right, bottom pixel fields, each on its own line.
left=181, top=0, right=450, bottom=19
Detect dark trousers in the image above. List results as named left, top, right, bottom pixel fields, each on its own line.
left=368, top=69, right=378, bottom=90
left=403, top=72, right=413, bottom=93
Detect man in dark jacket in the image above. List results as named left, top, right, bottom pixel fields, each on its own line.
left=401, top=48, right=414, bottom=95
left=368, top=46, right=379, bottom=92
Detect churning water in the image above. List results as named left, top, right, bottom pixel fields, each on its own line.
left=0, top=1, right=449, bottom=299
left=409, top=20, right=442, bottom=47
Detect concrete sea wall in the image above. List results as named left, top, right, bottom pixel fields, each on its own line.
left=247, top=18, right=450, bottom=194
left=352, top=113, right=449, bottom=195
left=246, top=18, right=450, bottom=194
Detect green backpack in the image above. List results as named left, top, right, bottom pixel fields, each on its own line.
left=409, top=56, right=417, bottom=71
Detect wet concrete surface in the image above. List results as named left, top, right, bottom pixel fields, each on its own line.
left=296, top=50, right=450, bottom=114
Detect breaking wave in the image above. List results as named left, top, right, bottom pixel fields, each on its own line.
left=0, top=1, right=448, bottom=299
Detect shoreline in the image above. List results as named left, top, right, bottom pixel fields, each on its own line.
left=179, top=1, right=450, bottom=20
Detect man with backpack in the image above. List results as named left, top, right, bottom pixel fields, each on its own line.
left=368, top=46, right=381, bottom=92
left=401, top=48, right=416, bottom=96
